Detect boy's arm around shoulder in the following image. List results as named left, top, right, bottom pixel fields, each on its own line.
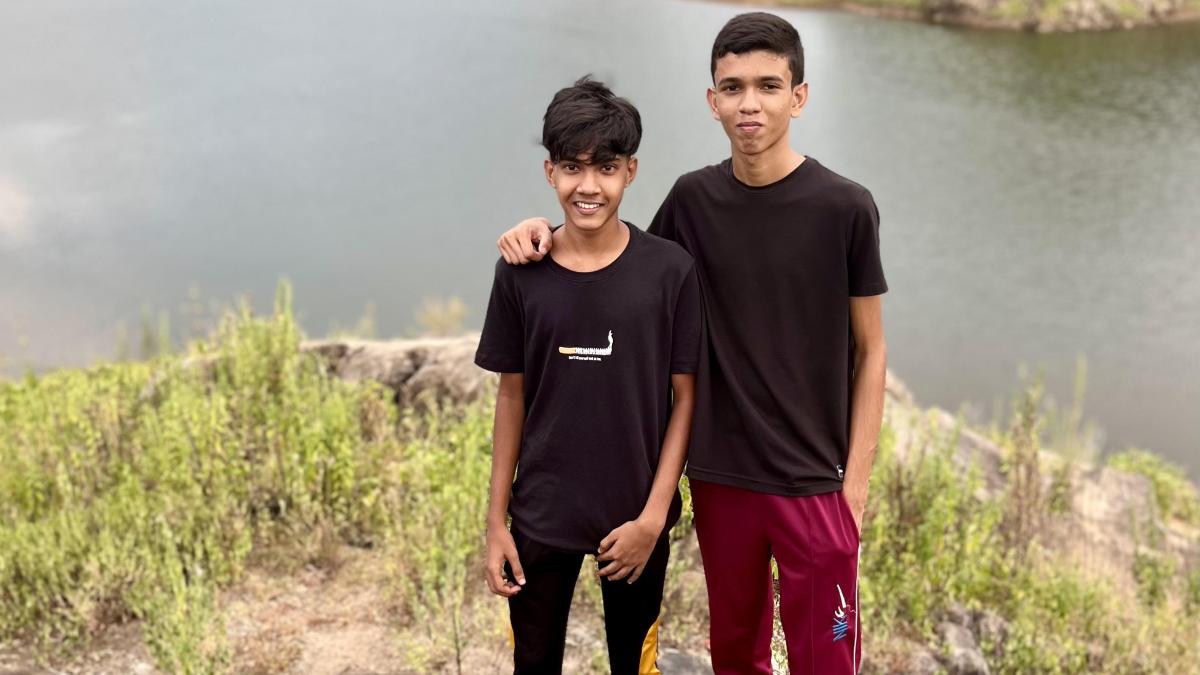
left=498, top=218, right=553, bottom=264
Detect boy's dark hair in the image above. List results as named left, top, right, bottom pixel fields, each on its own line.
left=710, top=12, right=804, bottom=87
left=542, top=76, right=641, bottom=163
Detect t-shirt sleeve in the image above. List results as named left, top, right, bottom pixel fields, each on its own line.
left=848, top=189, right=889, bottom=297
left=474, top=258, right=525, bottom=373
left=670, top=263, right=703, bottom=374
left=647, top=182, right=678, bottom=242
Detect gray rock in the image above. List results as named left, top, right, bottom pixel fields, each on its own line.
left=908, top=644, right=943, bottom=675
left=657, top=647, right=712, bottom=674
left=942, top=601, right=971, bottom=629
left=971, top=608, right=1009, bottom=657
left=938, top=620, right=990, bottom=675
left=302, top=335, right=490, bottom=409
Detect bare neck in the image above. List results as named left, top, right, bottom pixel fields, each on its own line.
left=731, top=138, right=806, bottom=187
left=552, top=217, right=629, bottom=273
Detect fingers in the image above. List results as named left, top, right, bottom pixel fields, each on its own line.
left=627, top=563, right=646, bottom=584
left=518, top=232, right=537, bottom=262
left=498, top=219, right=553, bottom=265
left=506, top=547, right=526, bottom=587
left=485, top=561, right=519, bottom=597
left=598, top=533, right=615, bottom=555
left=596, top=560, right=618, bottom=578
left=531, top=220, right=552, bottom=259
left=497, top=235, right=516, bottom=265
left=602, top=563, right=634, bottom=582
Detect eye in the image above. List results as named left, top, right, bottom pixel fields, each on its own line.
left=601, top=164, right=617, bottom=173
left=562, top=163, right=579, bottom=172
left=722, top=85, right=740, bottom=93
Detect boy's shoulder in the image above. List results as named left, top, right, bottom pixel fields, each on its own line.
left=802, top=157, right=876, bottom=211
left=490, top=251, right=549, bottom=281
left=633, top=223, right=694, bottom=273
left=670, top=161, right=726, bottom=196
left=670, top=157, right=875, bottom=212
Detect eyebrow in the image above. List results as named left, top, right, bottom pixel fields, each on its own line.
left=717, top=75, right=786, bottom=87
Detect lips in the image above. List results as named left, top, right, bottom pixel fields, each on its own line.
left=737, top=122, right=763, bottom=134
left=573, top=200, right=604, bottom=215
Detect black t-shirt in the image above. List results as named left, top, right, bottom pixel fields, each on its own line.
left=649, top=157, right=888, bottom=497
left=474, top=222, right=703, bottom=552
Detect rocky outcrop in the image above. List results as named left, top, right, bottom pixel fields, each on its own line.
left=832, top=0, right=1199, bottom=32
left=301, top=335, right=490, bottom=410
left=885, top=377, right=1198, bottom=581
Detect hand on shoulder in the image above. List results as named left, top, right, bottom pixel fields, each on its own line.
left=498, top=217, right=553, bottom=264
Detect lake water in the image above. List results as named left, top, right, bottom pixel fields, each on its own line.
left=1, top=0, right=1197, bottom=475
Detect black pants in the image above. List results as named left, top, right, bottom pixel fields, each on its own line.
left=506, top=526, right=671, bottom=675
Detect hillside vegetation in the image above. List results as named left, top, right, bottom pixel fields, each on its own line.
left=1, top=282, right=1197, bottom=673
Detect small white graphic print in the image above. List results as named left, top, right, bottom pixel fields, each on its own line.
left=558, top=330, right=613, bottom=361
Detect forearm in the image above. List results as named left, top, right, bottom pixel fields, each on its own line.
left=487, top=374, right=524, bottom=527
left=640, top=374, right=695, bottom=530
left=844, top=344, right=887, bottom=494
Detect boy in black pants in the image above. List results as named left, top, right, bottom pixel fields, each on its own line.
left=475, top=77, right=702, bottom=674
left=496, top=14, right=889, bottom=674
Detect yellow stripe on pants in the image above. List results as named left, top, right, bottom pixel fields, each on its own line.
left=639, top=616, right=662, bottom=675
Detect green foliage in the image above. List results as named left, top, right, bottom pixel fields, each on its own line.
left=1107, top=449, right=1200, bottom=525
left=1132, top=550, right=1176, bottom=610
left=412, top=296, right=468, bottom=337
left=1186, top=568, right=1200, bottom=618
left=997, top=566, right=1108, bottom=674
left=5, top=289, right=1199, bottom=674
left=858, top=376, right=1200, bottom=674
left=860, top=415, right=1010, bottom=637
left=0, top=281, right=396, bottom=672
left=388, top=399, right=495, bottom=675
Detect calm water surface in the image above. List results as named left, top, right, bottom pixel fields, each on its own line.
left=1, top=0, right=1197, bottom=473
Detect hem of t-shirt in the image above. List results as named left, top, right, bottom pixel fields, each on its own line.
left=670, top=362, right=699, bottom=375
left=474, top=353, right=523, bottom=374
left=686, top=465, right=844, bottom=497
left=850, top=282, right=889, bottom=297
left=510, top=518, right=600, bottom=555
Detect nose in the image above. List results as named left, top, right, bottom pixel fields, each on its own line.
left=577, top=168, right=600, bottom=194
left=739, top=89, right=761, bottom=115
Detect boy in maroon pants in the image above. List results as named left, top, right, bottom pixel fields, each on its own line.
left=496, top=13, right=887, bottom=674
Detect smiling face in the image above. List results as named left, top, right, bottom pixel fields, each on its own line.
left=545, top=151, right=638, bottom=232
left=708, top=49, right=808, bottom=160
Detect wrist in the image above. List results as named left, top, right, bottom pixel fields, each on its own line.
left=637, top=510, right=667, bottom=534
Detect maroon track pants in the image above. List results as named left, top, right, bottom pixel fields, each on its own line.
left=691, top=479, right=862, bottom=674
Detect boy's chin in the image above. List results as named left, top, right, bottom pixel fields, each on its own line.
left=563, top=213, right=615, bottom=231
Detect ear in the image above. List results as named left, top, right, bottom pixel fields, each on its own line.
left=625, top=157, right=638, bottom=186
left=791, top=82, right=809, bottom=119
left=544, top=158, right=555, bottom=187
left=706, top=87, right=720, bottom=121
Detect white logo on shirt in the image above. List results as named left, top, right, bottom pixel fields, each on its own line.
left=558, top=330, right=613, bottom=362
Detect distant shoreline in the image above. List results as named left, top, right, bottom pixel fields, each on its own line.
left=700, top=0, right=1200, bottom=32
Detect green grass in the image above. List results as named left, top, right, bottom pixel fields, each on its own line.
left=858, top=383, right=1200, bottom=673
left=1107, top=449, right=1200, bottom=526
left=2, top=285, right=1197, bottom=673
